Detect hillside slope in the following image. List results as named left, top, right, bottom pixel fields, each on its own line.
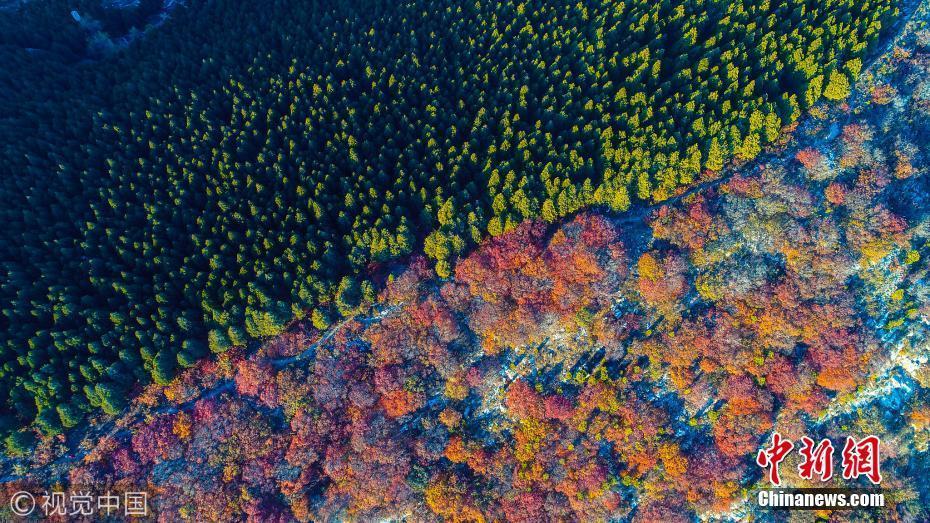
left=3, top=4, right=930, bottom=518
left=0, top=0, right=905, bottom=436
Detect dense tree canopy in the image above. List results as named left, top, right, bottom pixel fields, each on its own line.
left=0, top=0, right=900, bottom=436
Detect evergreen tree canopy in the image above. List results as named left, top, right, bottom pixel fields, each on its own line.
left=0, top=0, right=900, bottom=437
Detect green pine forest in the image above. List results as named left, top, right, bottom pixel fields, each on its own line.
left=0, top=0, right=899, bottom=445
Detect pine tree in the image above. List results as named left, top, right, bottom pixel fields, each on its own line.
left=823, top=70, right=851, bottom=101
left=706, top=138, right=725, bottom=171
